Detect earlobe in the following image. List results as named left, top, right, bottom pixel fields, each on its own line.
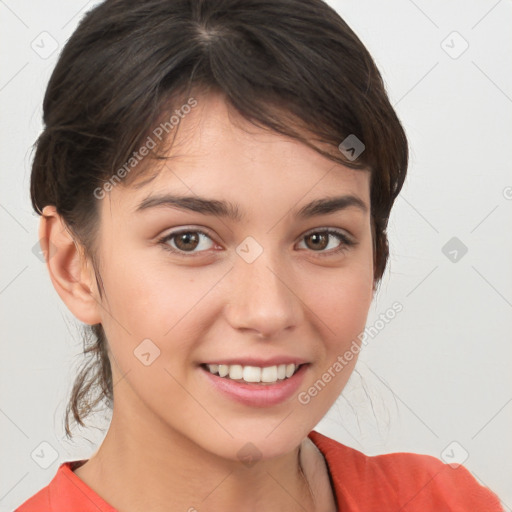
left=39, top=205, right=102, bottom=325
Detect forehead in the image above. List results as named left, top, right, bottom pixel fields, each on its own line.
left=108, top=92, right=371, bottom=214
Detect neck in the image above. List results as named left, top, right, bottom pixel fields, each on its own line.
left=74, top=406, right=318, bottom=512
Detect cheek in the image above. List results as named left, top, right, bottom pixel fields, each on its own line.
left=97, top=258, right=207, bottom=412
left=309, top=260, right=374, bottom=344
left=290, top=269, right=373, bottom=429
left=97, top=250, right=220, bottom=370
left=324, top=281, right=369, bottom=337
left=299, top=271, right=373, bottom=406
left=99, top=247, right=196, bottom=328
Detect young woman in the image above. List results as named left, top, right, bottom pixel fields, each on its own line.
left=16, top=0, right=503, bottom=510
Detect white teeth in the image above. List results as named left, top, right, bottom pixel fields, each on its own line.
left=205, top=363, right=300, bottom=383
left=261, top=366, right=278, bottom=383
left=228, top=364, right=243, bottom=380
left=218, top=364, right=229, bottom=377
left=243, top=366, right=261, bottom=382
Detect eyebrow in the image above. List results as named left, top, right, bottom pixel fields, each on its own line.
left=134, top=193, right=368, bottom=220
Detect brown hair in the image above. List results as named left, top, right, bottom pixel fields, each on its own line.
left=30, top=0, right=408, bottom=437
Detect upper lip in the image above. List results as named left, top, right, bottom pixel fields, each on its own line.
left=201, top=357, right=309, bottom=367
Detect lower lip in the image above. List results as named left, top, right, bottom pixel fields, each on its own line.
left=200, top=364, right=309, bottom=407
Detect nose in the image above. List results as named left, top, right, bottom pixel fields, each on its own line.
left=224, top=250, right=303, bottom=339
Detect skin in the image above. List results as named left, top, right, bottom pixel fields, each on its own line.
left=41, top=92, right=375, bottom=512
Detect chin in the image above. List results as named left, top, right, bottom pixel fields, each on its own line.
left=189, top=418, right=315, bottom=465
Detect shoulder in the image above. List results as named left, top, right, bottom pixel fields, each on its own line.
left=14, top=460, right=115, bottom=512
left=308, top=430, right=503, bottom=511
left=14, top=484, right=51, bottom=511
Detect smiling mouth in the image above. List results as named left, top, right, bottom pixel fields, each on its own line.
left=201, top=363, right=303, bottom=384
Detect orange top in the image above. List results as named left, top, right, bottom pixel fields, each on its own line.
left=15, top=430, right=503, bottom=511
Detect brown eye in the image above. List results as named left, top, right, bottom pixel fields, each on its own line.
left=174, top=232, right=200, bottom=251
left=160, top=229, right=215, bottom=255
left=298, top=229, right=356, bottom=256
left=304, top=232, right=330, bottom=251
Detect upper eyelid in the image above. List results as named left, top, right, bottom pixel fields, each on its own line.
left=161, top=227, right=216, bottom=242
left=301, top=226, right=352, bottom=238
left=160, top=226, right=354, bottom=248
left=160, top=225, right=351, bottom=238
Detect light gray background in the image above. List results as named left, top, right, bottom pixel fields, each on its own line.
left=1, top=0, right=511, bottom=510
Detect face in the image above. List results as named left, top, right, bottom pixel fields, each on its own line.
left=92, top=92, right=374, bottom=461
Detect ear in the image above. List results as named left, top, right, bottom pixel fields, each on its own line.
left=39, top=205, right=102, bottom=325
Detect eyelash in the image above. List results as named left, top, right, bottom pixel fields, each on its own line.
left=157, top=228, right=357, bottom=258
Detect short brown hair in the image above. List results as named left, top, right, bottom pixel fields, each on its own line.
left=30, top=0, right=408, bottom=437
